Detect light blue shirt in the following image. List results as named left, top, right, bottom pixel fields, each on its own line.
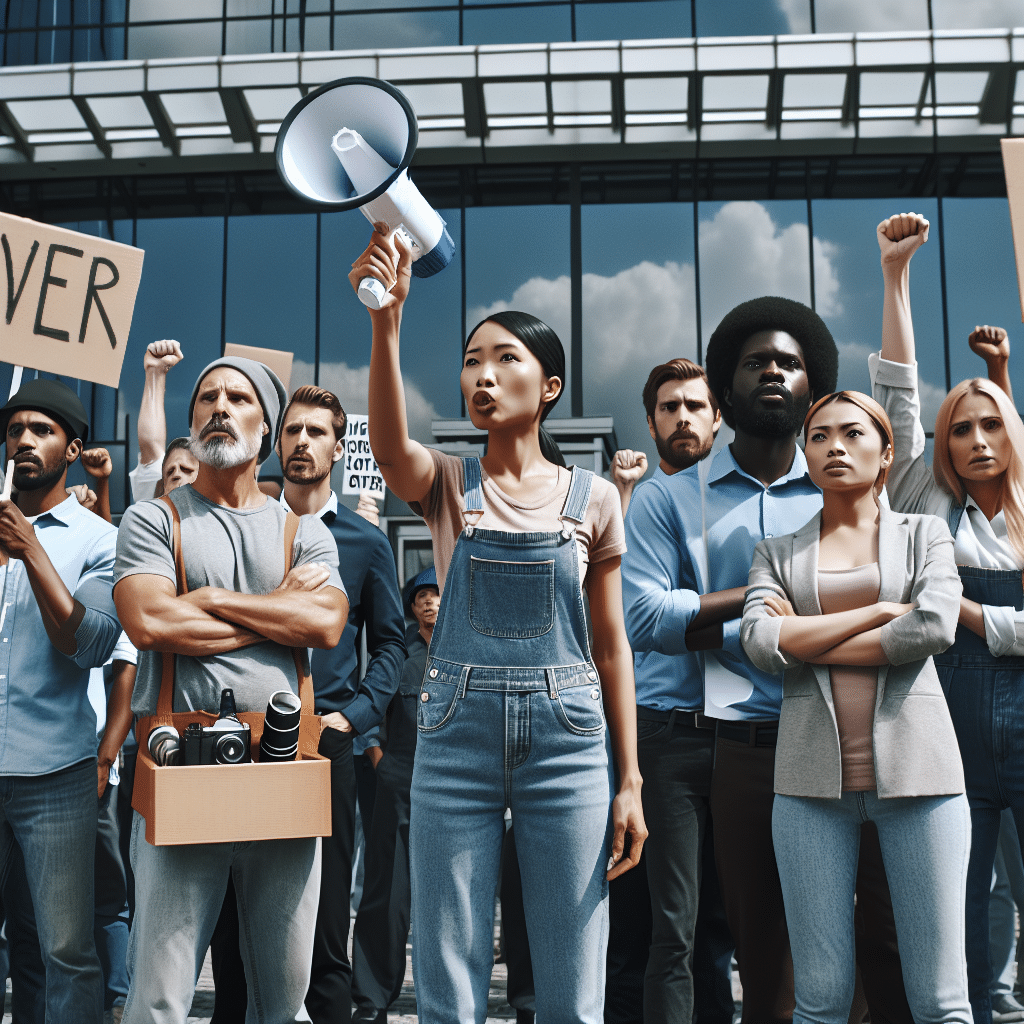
left=622, top=466, right=706, bottom=712
left=0, top=494, right=121, bottom=775
left=703, top=444, right=821, bottom=721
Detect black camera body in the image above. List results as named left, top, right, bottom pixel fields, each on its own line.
left=181, top=689, right=252, bottom=766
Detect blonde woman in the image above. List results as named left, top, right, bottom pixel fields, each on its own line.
left=871, top=210, right=1024, bottom=1024
left=741, top=390, right=969, bottom=1024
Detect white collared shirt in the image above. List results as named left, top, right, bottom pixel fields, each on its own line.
left=279, top=489, right=338, bottom=520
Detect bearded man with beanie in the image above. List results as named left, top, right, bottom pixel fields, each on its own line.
left=114, top=357, right=348, bottom=1024
left=699, top=298, right=912, bottom=1024
left=0, top=378, right=122, bottom=1023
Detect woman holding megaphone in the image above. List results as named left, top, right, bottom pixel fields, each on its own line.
left=350, top=228, right=646, bottom=1024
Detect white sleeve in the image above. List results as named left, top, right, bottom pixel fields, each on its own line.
left=982, top=604, right=1024, bottom=657
left=128, top=459, right=161, bottom=504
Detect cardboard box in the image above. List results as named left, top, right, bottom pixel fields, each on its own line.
left=133, top=715, right=331, bottom=846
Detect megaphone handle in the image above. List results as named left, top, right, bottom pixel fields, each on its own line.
left=358, top=277, right=387, bottom=309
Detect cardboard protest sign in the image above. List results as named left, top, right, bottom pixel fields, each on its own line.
left=0, top=212, right=144, bottom=388
left=341, top=414, right=384, bottom=498
left=1001, top=138, right=1024, bottom=322
left=223, top=343, right=293, bottom=393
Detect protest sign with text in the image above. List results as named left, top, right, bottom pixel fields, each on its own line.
left=0, top=212, right=144, bottom=389
left=341, top=414, right=384, bottom=498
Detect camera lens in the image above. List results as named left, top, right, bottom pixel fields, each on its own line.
left=260, top=689, right=302, bottom=763
left=147, top=725, right=180, bottom=766
left=216, top=733, right=248, bottom=764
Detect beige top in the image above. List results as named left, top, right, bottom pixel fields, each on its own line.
left=818, top=563, right=881, bottom=792
left=412, top=449, right=626, bottom=595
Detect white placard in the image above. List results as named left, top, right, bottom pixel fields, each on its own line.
left=341, top=414, right=384, bottom=498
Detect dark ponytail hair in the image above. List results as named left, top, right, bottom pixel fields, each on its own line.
left=464, top=310, right=566, bottom=468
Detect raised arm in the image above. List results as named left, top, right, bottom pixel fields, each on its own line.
left=81, top=448, right=113, bottom=524
left=138, top=340, right=183, bottom=466
left=610, top=450, right=648, bottom=517
left=878, top=212, right=929, bottom=366
left=349, top=231, right=437, bottom=506
left=969, top=325, right=1013, bottom=402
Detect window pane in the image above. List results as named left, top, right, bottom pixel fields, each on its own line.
left=130, top=0, right=222, bottom=20
left=810, top=198, right=944, bottom=429
left=695, top=0, right=804, bottom=36
left=127, top=20, right=222, bottom=58
left=814, top=0, right=929, bottom=33
left=225, top=18, right=272, bottom=54
left=127, top=216, right=225, bottom=454
left=942, top=198, right=1024, bottom=400
left=462, top=6, right=572, bottom=44
left=581, top=203, right=696, bottom=460
left=932, top=0, right=1024, bottom=29
left=465, top=205, right=573, bottom=415
left=575, top=1, right=692, bottom=42
left=333, top=11, right=458, bottom=48
left=698, top=200, right=810, bottom=344
left=317, top=207, right=464, bottom=449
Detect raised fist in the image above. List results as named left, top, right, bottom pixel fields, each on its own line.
left=144, top=339, right=183, bottom=373
left=877, top=212, right=929, bottom=271
left=968, top=325, right=1009, bottom=365
left=81, top=447, right=113, bottom=479
left=66, top=483, right=98, bottom=510
left=612, top=450, right=648, bottom=489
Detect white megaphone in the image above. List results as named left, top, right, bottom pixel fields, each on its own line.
left=276, top=77, right=455, bottom=309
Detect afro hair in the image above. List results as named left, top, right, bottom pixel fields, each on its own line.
left=705, top=296, right=839, bottom=429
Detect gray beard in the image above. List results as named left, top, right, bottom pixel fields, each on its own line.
left=189, top=427, right=261, bottom=470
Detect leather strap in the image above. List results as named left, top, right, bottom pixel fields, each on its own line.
left=154, top=496, right=313, bottom=720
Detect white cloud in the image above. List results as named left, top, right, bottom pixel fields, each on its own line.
left=466, top=200, right=847, bottom=456
left=290, top=357, right=440, bottom=443
left=796, top=0, right=1024, bottom=32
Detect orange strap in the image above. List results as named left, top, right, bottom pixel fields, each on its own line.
left=155, top=496, right=313, bottom=721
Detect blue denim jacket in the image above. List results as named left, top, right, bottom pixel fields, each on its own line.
left=0, top=494, right=121, bottom=775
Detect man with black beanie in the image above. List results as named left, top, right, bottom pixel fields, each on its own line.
left=0, top=378, right=123, bottom=1023
left=697, top=297, right=912, bottom=1024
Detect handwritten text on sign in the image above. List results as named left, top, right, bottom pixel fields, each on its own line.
left=341, top=414, right=384, bottom=498
left=0, top=212, right=144, bottom=389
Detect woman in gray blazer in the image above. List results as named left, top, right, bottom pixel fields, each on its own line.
left=741, top=390, right=970, bottom=1024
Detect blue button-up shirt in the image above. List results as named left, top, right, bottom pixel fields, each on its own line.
left=622, top=466, right=706, bottom=712
left=0, top=494, right=120, bottom=775
left=704, top=444, right=821, bottom=721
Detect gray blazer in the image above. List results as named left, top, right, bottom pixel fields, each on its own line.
left=741, top=507, right=965, bottom=799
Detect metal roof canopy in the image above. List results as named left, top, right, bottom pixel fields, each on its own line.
left=0, top=28, right=1023, bottom=180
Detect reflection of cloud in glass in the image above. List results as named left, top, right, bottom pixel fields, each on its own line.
left=290, top=358, right=439, bottom=443
left=807, top=0, right=930, bottom=32
left=464, top=200, right=848, bottom=455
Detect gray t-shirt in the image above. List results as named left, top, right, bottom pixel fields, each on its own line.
left=115, top=485, right=346, bottom=716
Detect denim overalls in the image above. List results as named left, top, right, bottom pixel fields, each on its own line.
left=409, top=457, right=613, bottom=1024
left=934, top=512, right=1024, bottom=1024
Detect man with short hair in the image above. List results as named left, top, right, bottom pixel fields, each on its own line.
left=114, top=357, right=349, bottom=1024
left=278, top=384, right=406, bottom=1024
left=0, top=378, right=122, bottom=1023
left=700, top=298, right=910, bottom=1024
left=619, top=357, right=735, bottom=1024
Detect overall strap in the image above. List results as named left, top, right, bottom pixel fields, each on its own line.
left=559, top=466, right=594, bottom=530
left=462, top=457, right=485, bottom=531
left=948, top=500, right=967, bottom=539
left=156, top=496, right=183, bottom=720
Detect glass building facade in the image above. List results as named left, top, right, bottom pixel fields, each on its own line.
left=1, top=0, right=1023, bottom=517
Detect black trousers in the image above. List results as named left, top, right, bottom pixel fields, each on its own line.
left=210, top=727, right=359, bottom=1024
left=606, top=713, right=734, bottom=1024
left=351, top=757, right=413, bottom=1013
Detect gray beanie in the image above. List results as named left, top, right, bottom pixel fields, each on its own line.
left=189, top=356, right=288, bottom=464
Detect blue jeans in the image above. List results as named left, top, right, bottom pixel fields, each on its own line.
left=122, top=811, right=320, bottom=1024
left=410, top=666, right=612, bottom=1024
left=0, top=759, right=103, bottom=1023
left=773, top=791, right=972, bottom=1024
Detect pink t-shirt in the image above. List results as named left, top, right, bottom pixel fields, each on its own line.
left=412, top=449, right=626, bottom=595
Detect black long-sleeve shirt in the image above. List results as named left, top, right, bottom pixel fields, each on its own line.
left=301, top=495, right=406, bottom=732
